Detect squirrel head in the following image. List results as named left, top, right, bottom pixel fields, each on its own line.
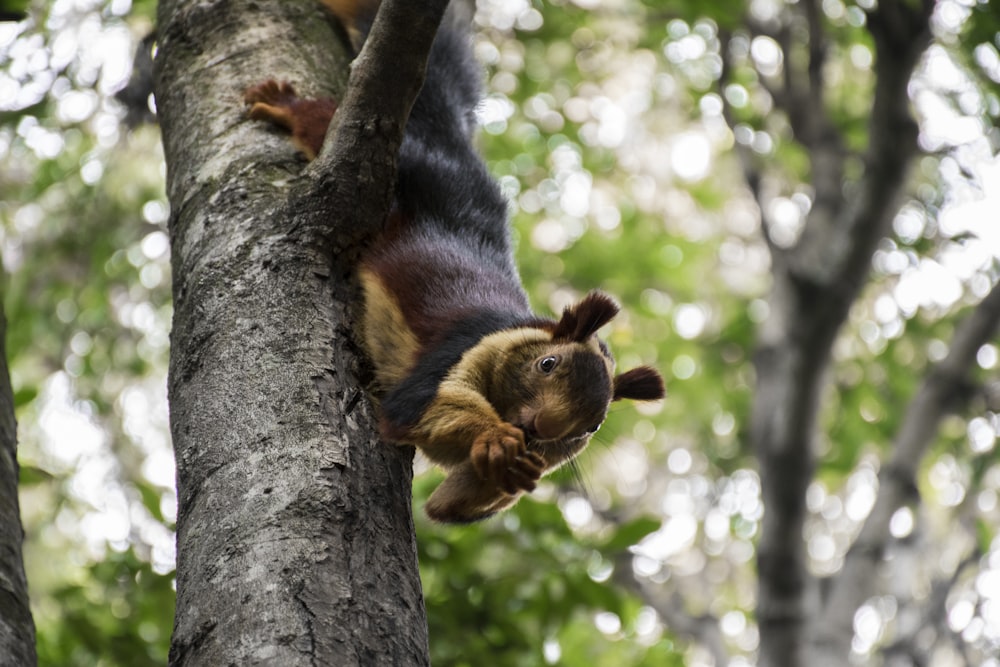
left=488, top=292, right=665, bottom=462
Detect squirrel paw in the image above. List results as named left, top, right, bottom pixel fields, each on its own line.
left=470, top=424, right=545, bottom=494
left=244, top=80, right=300, bottom=127
left=243, top=80, right=337, bottom=160
left=244, top=79, right=299, bottom=107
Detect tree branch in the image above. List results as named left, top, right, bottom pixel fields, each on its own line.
left=716, top=29, right=782, bottom=258
left=792, top=0, right=933, bottom=291
left=802, top=0, right=827, bottom=123
left=614, top=554, right=730, bottom=666
left=589, top=500, right=730, bottom=663
left=293, top=0, right=451, bottom=255
left=883, top=545, right=980, bottom=665
left=811, top=280, right=1000, bottom=662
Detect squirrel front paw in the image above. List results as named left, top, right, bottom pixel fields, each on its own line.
left=470, top=423, right=546, bottom=494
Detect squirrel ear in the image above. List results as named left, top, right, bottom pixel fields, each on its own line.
left=551, top=291, right=620, bottom=342
left=613, top=366, right=665, bottom=402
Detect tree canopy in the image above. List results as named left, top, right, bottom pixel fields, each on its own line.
left=2, top=0, right=1000, bottom=664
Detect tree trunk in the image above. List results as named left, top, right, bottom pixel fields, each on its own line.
left=153, top=0, right=437, bottom=663
left=0, top=303, right=37, bottom=666
left=748, top=2, right=935, bottom=665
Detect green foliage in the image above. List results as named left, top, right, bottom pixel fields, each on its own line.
left=0, top=0, right=29, bottom=20
left=4, top=0, right=1000, bottom=663
left=33, top=549, right=174, bottom=667
left=417, top=480, right=672, bottom=665
left=640, top=0, right=747, bottom=31
left=3, top=1, right=173, bottom=663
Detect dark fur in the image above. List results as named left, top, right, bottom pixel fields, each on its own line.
left=245, top=0, right=665, bottom=522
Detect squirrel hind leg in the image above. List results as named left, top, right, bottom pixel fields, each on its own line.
left=243, top=80, right=338, bottom=160
left=319, top=0, right=380, bottom=50
left=424, top=462, right=522, bottom=524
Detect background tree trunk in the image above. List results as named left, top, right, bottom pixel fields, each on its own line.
left=0, top=304, right=36, bottom=666
left=728, top=1, right=991, bottom=664
left=153, top=0, right=442, bottom=663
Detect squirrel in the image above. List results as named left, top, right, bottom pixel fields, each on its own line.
left=244, top=0, right=665, bottom=523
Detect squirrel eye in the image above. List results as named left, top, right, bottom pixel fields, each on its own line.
left=537, top=355, right=559, bottom=374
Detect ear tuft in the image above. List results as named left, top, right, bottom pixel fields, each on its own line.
left=613, top=366, right=665, bottom=401
left=551, top=291, right=620, bottom=342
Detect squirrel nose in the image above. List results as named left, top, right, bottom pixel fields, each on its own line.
left=520, top=416, right=539, bottom=440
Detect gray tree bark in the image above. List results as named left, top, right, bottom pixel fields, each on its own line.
left=0, top=303, right=37, bottom=666
left=153, top=0, right=446, bottom=664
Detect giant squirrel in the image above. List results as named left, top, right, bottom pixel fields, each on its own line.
left=244, top=0, right=665, bottom=523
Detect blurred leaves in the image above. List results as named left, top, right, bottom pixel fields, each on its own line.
left=4, top=0, right=1000, bottom=664
left=417, top=491, right=669, bottom=666
left=3, top=0, right=173, bottom=664
left=33, top=549, right=174, bottom=667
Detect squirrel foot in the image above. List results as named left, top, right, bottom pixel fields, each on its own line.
left=243, top=80, right=337, bottom=159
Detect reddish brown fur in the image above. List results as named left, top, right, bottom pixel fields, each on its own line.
left=317, top=0, right=380, bottom=50
left=244, top=81, right=337, bottom=160
left=362, top=235, right=536, bottom=347
left=244, top=0, right=666, bottom=523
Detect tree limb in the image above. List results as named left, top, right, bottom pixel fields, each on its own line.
left=614, top=553, right=730, bottom=666
left=293, top=0, right=451, bottom=255
left=885, top=545, right=980, bottom=663
left=716, top=29, right=782, bottom=258
left=811, top=280, right=1000, bottom=661
left=802, top=0, right=827, bottom=128
left=792, top=0, right=933, bottom=291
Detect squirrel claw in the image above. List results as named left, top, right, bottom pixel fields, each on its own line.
left=242, top=80, right=338, bottom=159
left=244, top=79, right=299, bottom=107
left=469, top=423, right=545, bottom=495
left=470, top=423, right=524, bottom=479
left=499, top=453, right=545, bottom=494
left=470, top=425, right=545, bottom=495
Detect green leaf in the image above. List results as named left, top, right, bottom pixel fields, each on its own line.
left=13, top=385, right=37, bottom=408
left=18, top=464, right=53, bottom=486
left=602, top=516, right=661, bottom=552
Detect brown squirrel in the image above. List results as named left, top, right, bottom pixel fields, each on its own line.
left=245, top=0, right=665, bottom=522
